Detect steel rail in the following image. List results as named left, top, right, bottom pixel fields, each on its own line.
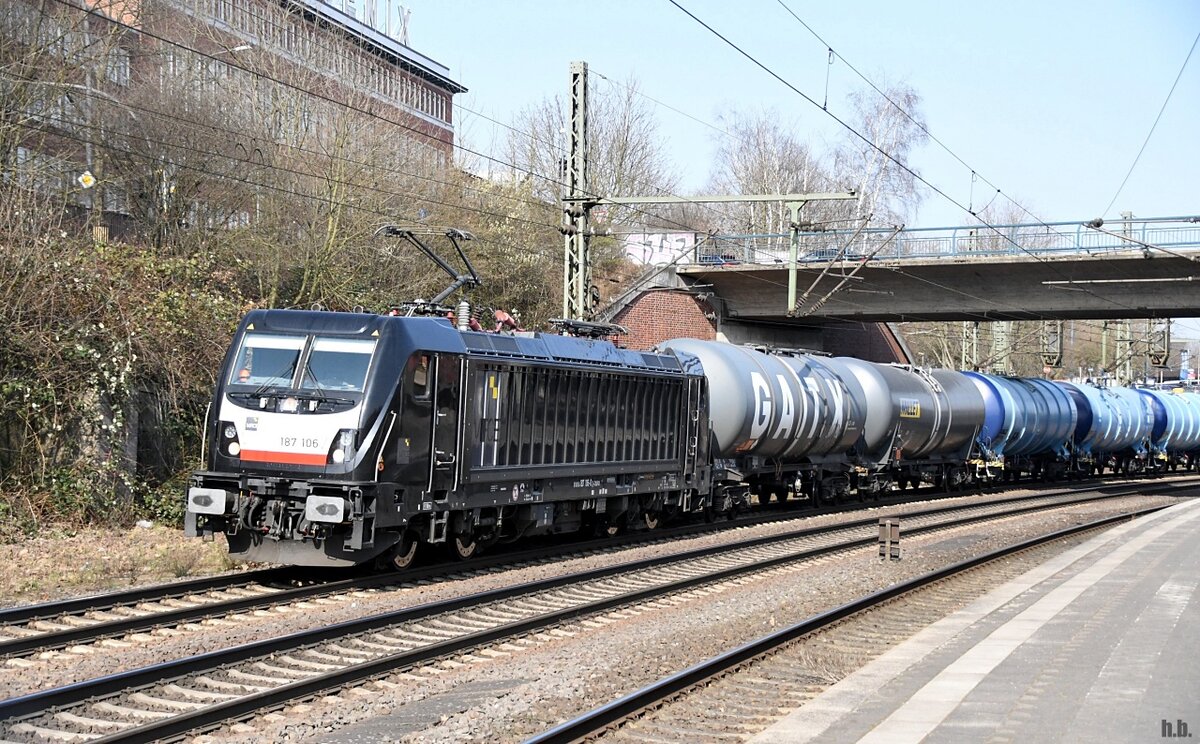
left=2, top=477, right=1190, bottom=657
left=0, top=567, right=296, bottom=626
left=0, top=478, right=987, bottom=627
left=2, top=478, right=1193, bottom=659
left=527, top=504, right=1171, bottom=743
left=0, top=489, right=1182, bottom=741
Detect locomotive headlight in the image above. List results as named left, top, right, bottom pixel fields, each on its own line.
left=327, top=428, right=358, bottom=465
left=218, top=420, right=240, bottom=457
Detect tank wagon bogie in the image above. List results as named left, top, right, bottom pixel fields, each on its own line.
left=185, top=308, right=1200, bottom=568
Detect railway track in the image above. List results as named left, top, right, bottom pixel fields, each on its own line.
left=528, top=505, right=1169, bottom=743
left=0, top=485, right=1185, bottom=743
left=0, top=478, right=1194, bottom=662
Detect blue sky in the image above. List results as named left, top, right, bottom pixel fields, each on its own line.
left=399, top=1, right=1199, bottom=332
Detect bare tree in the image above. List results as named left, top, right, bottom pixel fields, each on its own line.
left=705, top=109, right=837, bottom=251
left=832, top=83, right=928, bottom=225
left=502, top=75, right=677, bottom=215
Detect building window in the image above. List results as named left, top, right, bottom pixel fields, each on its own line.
left=106, top=46, right=131, bottom=86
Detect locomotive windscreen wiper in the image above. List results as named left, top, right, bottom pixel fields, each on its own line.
left=299, top=367, right=359, bottom=405
left=250, top=361, right=297, bottom=396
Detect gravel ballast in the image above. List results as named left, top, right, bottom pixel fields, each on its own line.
left=0, top=484, right=1191, bottom=742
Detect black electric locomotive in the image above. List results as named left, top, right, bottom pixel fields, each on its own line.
left=185, top=308, right=712, bottom=567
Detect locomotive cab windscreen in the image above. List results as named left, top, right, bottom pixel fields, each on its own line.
left=212, top=330, right=384, bottom=476
left=228, top=333, right=376, bottom=395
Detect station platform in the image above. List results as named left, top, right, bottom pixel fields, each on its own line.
left=752, top=496, right=1200, bottom=744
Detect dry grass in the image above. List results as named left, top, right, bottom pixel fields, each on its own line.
left=0, top=524, right=234, bottom=606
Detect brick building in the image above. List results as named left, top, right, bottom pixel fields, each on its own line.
left=187, top=0, right=464, bottom=154
left=2, top=0, right=465, bottom=235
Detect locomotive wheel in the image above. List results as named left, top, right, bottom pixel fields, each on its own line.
left=591, top=517, right=621, bottom=538
left=642, top=511, right=661, bottom=530
left=448, top=532, right=479, bottom=561
left=389, top=531, right=419, bottom=571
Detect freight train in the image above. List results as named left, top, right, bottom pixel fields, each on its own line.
left=184, top=308, right=1200, bottom=569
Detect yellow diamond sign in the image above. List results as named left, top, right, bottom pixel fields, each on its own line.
left=77, top=171, right=96, bottom=189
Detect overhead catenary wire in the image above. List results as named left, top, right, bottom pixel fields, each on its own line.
left=1100, top=29, right=1200, bottom=219
left=665, top=0, right=1143, bottom=319
left=32, top=0, right=1161, bottom=328
left=28, top=0, right=787, bottom=286
left=606, top=5, right=1172, bottom=331
left=590, top=67, right=846, bottom=195
left=13, top=110, right=566, bottom=236
left=6, top=75, right=569, bottom=232
left=11, top=115, right=591, bottom=274
left=770, top=0, right=1081, bottom=241
left=765, top=0, right=1194, bottom=330
left=45, top=0, right=748, bottom=254
left=37, top=0, right=1013, bottom=318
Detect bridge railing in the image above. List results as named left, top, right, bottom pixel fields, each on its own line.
left=707, top=217, right=1200, bottom=265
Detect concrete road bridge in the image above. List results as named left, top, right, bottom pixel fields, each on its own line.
left=673, top=215, right=1200, bottom=323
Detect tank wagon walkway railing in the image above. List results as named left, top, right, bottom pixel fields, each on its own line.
left=698, top=215, right=1200, bottom=265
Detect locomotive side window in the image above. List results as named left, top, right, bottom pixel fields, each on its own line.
left=301, top=337, right=376, bottom=392
left=229, top=333, right=304, bottom=387
left=411, top=354, right=431, bottom=398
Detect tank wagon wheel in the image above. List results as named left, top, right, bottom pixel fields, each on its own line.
left=388, top=531, right=420, bottom=571
left=642, top=511, right=661, bottom=530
